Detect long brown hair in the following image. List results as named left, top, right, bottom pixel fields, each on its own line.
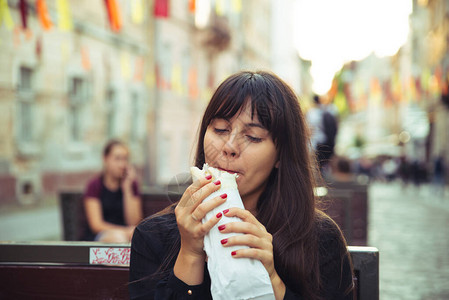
left=151, top=71, right=351, bottom=299
left=194, top=71, right=322, bottom=298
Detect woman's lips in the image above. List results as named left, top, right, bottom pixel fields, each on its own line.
left=218, top=167, right=239, bottom=175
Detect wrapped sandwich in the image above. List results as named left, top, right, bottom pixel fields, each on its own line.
left=190, top=164, right=275, bottom=300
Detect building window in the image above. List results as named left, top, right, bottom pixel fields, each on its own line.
left=68, top=77, right=87, bottom=141
left=17, top=66, right=35, bottom=143
left=106, top=88, right=117, bottom=138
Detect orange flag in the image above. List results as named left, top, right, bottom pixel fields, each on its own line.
left=81, top=46, right=91, bottom=71
left=37, top=0, right=53, bottom=30
left=104, top=0, right=122, bottom=32
left=188, top=0, right=195, bottom=13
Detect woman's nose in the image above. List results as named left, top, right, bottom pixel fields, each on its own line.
left=222, top=134, right=240, bottom=158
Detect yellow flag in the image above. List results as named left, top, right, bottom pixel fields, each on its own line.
left=61, top=41, right=70, bottom=63
left=0, top=0, right=14, bottom=30
left=215, top=0, right=225, bottom=16
left=171, top=64, right=183, bottom=94
left=145, top=72, right=156, bottom=89
left=231, top=0, right=241, bottom=13
left=131, top=0, right=144, bottom=24
left=57, top=0, right=73, bottom=31
left=121, top=52, right=131, bottom=80
left=334, top=91, right=348, bottom=115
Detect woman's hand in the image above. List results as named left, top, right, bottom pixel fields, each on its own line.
left=219, top=208, right=286, bottom=299
left=121, top=164, right=136, bottom=191
left=173, top=175, right=227, bottom=285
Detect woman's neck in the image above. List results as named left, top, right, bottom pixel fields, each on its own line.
left=103, top=173, right=120, bottom=191
left=242, top=192, right=260, bottom=216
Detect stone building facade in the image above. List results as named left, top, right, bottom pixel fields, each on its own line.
left=0, top=0, right=293, bottom=205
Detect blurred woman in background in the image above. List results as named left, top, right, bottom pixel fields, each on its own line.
left=83, top=140, right=142, bottom=243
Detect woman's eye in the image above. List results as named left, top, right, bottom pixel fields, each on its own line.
left=246, top=135, right=262, bottom=143
left=213, top=128, right=228, bottom=134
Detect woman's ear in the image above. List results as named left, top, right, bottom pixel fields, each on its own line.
left=275, top=161, right=280, bottom=168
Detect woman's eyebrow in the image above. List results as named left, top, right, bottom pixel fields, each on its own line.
left=245, top=122, right=266, bottom=130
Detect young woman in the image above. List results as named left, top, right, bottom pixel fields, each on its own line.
left=83, top=140, right=143, bottom=243
left=129, top=71, right=354, bottom=299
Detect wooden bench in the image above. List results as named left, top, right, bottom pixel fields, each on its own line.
left=321, top=182, right=369, bottom=246
left=0, top=242, right=379, bottom=300
left=60, top=183, right=368, bottom=245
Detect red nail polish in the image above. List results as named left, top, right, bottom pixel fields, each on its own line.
left=218, top=225, right=226, bottom=231
left=223, top=209, right=229, bottom=214
left=214, top=180, right=221, bottom=185
left=231, top=251, right=236, bottom=256
left=221, top=239, right=228, bottom=245
left=220, top=193, right=227, bottom=199
left=216, top=212, right=222, bottom=218
left=205, top=174, right=212, bottom=180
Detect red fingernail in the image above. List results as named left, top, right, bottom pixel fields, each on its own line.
left=231, top=251, right=237, bottom=256
left=220, top=193, right=227, bottom=199
left=218, top=225, right=226, bottom=231
left=223, top=209, right=229, bottom=214
left=221, top=239, right=228, bottom=245
left=205, top=174, right=212, bottom=180
left=216, top=212, right=222, bottom=218
left=214, top=180, right=221, bottom=185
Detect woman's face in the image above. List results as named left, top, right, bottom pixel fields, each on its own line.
left=104, top=145, right=129, bottom=180
left=203, top=104, right=278, bottom=206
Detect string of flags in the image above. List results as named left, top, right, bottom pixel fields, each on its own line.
left=0, top=0, right=244, bottom=32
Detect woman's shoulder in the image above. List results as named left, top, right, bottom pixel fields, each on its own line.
left=314, top=211, right=348, bottom=255
left=132, top=210, right=179, bottom=258
left=137, top=211, right=177, bottom=232
left=84, top=175, right=103, bottom=197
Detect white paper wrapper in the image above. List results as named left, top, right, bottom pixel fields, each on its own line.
left=190, top=164, right=275, bottom=300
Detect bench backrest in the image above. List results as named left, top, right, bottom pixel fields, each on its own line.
left=60, top=182, right=368, bottom=245
left=0, top=242, right=378, bottom=300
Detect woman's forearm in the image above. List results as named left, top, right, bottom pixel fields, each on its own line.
left=122, top=186, right=143, bottom=225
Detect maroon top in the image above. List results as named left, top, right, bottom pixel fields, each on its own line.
left=82, top=175, right=140, bottom=240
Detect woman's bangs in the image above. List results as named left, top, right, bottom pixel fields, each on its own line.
left=211, top=83, right=251, bottom=121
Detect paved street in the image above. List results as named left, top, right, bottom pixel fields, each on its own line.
left=368, top=182, right=449, bottom=300
left=0, top=204, right=62, bottom=241
left=1, top=182, right=449, bottom=299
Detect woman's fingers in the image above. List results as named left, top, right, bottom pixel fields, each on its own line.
left=228, top=248, right=274, bottom=269
left=192, top=192, right=227, bottom=221
left=222, top=208, right=270, bottom=238
left=178, top=176, right=220, bottom=209
left=223, top=207, right=258, bottom=224
left=200, top=204, right=227, bottom=234
left=220, top=233, right=272, bottom=250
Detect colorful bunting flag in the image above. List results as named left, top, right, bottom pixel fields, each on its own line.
left=131, top=0, right=144, bottom=24
left=104, top=0, right=122, bottom=32
left=154, top=0, right=169, bottom=18
left=145, top=71, right=156, bottom=89
left=171, top=64, right=183, bottom=94
left=334, top=91, right=348, bottom=115
left=215, top=0, right=225, bottom=16
left=61, top=41, right=70, bottom=63
left=81, top=46, right=91, bottom=71
left=133, top=56, right=144, bottom=82
left=120, top=52, right=131, bottom=80
left=36, top=34, right=42, bottom=61
left=0, top=0, right=15, bottom=30
left=189, top=0, right=196, bottom=13
left=19, top=0, right=28, bottom=29
left=188, top=67, right=199, bottom=99
left=57, top=0, right=73, bottom=31
left=231, top=0, right=241, bottom=13
left=37, top=0, right=53, bottom=30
